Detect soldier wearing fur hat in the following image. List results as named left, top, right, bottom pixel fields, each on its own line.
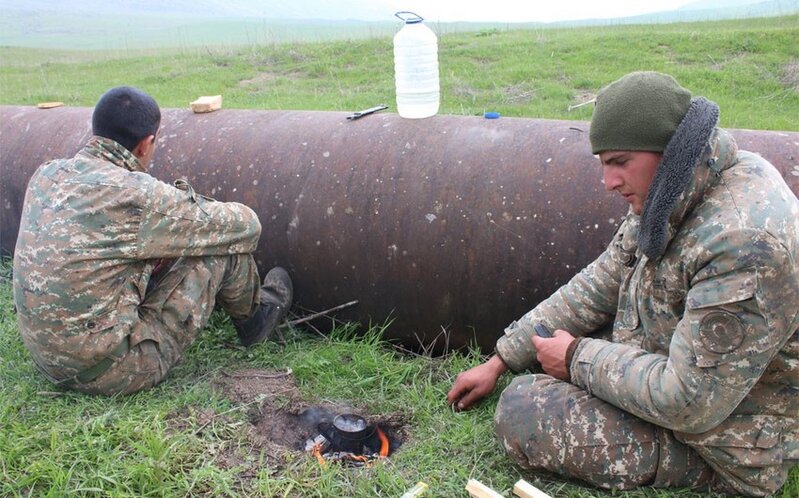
left=447, top=71, right=798, bottom=496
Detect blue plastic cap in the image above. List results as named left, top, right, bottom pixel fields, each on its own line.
left=484, top=112, right=501, bottom=119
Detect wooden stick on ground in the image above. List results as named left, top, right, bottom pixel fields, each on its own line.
left=220, top=368, right=293, bottom=379
left=466, top=479, right=505, bottom=498
left=513, top=479, right=553, bottom=498
left=283, top=300, right=358, bottom=327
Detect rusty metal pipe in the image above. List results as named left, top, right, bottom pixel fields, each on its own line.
left=2, top=106, right=798, bottom=350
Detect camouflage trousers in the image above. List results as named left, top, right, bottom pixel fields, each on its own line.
left=71, top=254, right=260, bottom=395
left=494, top=374, right=715, bottom=491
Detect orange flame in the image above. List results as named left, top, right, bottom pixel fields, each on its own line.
left=377, top=426, right=389, bottom=457
left=311, top=442, right=327, bottom=467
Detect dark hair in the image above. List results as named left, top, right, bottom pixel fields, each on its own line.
left=92, top=86, right=161, bottom=152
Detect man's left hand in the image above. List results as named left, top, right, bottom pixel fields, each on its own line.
left=531, top=329, right=576, bottom=381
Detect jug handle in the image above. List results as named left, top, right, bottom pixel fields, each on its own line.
left=395, top=11, right=424, bottom=23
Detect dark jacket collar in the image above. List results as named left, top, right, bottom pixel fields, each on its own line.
left=638, top=97, right=722, bottom=259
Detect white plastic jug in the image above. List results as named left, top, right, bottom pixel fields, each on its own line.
left=393, top=12, right=439, bottom=119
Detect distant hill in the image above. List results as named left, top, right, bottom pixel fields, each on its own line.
left=2, top=0, right=796, bottom=22
left=0, top=0, right=796, bottom=49
left=678, top=0, right=799, bottom=17
left=548, top=0, right=799, bottom=27
left=679, top=0, right=796, bottom=10
left=0, top=0, right=395, bottom=20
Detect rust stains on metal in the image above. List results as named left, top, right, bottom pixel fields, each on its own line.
left=2, top=106, right=797, bottom=351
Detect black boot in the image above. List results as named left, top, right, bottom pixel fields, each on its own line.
left=232, top=267, right=293, bottom=346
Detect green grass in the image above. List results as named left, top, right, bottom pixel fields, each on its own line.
left=1, top=14, right=798, bottom=497
left=0, top=260, right=507, bottom=497
left=4, top=257, right=796, bottom=497
left=1, top=15, right=797, bottom=130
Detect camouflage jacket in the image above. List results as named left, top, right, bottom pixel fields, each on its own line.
left=495, top=130, right=799, bottom=495
left=13, top=137, right=261, bottom=381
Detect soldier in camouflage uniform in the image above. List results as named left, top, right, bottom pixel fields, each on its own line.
left=13, top=86, right=293, bottom=396
left=447, top=72, right=798, bottom=496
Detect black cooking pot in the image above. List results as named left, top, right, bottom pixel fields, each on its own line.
left=318, top=414, right=376, bottom=453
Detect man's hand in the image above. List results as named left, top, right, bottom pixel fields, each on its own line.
left=446, top=355, right=508, bottom=411
left=531, top=329, right=576, bottom=381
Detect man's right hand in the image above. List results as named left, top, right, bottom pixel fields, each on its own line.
left=446, top=355, right=508, bottom=411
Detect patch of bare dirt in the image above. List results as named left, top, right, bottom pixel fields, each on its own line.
left=781, top=60, right=799, bottom=93
left=238, top=72, right=278, bottom=88
left=502, top=83, right=535, bottom=104
left=452, top=82, right=480, bottom=101
left=568, top=90, right=596, bottom=112
left=167, top=368, right=409, bottom=491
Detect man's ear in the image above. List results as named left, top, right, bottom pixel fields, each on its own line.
left=132, top=135, right=156, bottom=159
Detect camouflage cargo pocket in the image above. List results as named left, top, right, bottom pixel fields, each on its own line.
left=677, top=414, right=787, bottom=495
left=677, top=414, right=784, bottom=468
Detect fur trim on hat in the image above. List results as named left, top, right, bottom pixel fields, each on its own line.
left=638, top=97, right=720, bottom=259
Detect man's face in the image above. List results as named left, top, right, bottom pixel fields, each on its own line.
left=598, top=151, right=662, bottom=215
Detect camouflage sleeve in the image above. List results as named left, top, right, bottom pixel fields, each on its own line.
left=137, top=177, right=262, bottom=257
left=495, top=215, right=639, bottom=372
left=569, top=229, right=798, bottom=433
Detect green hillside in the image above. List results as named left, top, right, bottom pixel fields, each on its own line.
left=1, top=15, right=797, bottom=131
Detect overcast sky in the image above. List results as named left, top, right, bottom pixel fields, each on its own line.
left=382, top=1, right=694, bottom=23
